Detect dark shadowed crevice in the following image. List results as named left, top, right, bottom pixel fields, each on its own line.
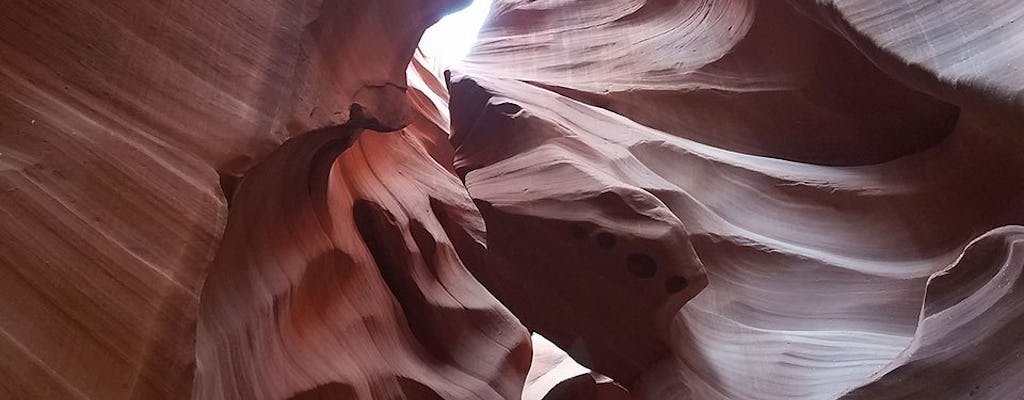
left=285, top=382, right=357, bottom=400
left=396, top=377, right=446, bottom=400
left=430, top=197, right=488, bottom=276
left=351, top=199, right=454, bottom=365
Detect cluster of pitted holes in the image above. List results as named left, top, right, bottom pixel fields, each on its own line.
left=570, top=224, right=688, bottom=293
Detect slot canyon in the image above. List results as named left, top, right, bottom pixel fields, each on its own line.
left=1, top=0, right=1024, bottom=399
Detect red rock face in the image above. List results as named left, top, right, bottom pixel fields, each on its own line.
left=195, top=123, right=532, bottom=399
left=0, top=0, right=513, bottom=398
left=2, top=0, right=1024, bottom=399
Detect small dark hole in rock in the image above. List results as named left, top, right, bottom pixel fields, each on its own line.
left=626, top=253, right=656, bottom=278
left=570, top=224, right=587, bottom=240
left=665, top=276, right=688, bottom=293
left=595, top=232, right=616, bottom=249
left=494, top=102, right=522, bottom=115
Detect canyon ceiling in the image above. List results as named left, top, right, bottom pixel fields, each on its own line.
left=1, top=0, right=1023, bottom=399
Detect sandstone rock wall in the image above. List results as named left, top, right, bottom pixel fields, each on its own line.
left=2, top=0, right=1023, bottom=399
left=450, top=0, right=1024, bottom=398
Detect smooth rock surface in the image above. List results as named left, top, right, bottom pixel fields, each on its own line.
left=3, top=0, right=1024, bottom=399
left=449, top=0, right=1024, bottom=398
left=0, top=0, right=498, bottom=399
left=524, top=335, right=630, bottom=400
left=195, top=119, right=531, bottom=399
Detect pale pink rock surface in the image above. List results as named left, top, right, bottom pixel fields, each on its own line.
left=448, top=1, right=1024, bottom=399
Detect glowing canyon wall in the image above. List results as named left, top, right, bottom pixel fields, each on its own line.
left=1, top=0, right=1023, bottom=399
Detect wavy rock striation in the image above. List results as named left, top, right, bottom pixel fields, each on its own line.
left=195, top=118, right=531, bottom=399
left=0, top=0, right=505, bottom=399
left=3, top=0, right=1024, bottom=399
left=450, top=0, right=1024, bottom=399
left=843, top=226, right=1024, bottom=399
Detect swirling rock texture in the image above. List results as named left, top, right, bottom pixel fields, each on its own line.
left=451, top=0, right=1024, bottom=399
left=2, top=0, right=1024, bottom=400
left=195, top=115, right=531, bottom=399
left=0, top=0, right=535, bottom=398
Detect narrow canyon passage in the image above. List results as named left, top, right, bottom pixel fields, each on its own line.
left=1, top=1, right=1023, bottom=400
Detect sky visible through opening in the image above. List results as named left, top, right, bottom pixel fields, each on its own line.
left=419, top=0, right=493, bottom=67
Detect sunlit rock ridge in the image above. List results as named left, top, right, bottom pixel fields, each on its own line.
left=0, top=0, right=1022, bottom=399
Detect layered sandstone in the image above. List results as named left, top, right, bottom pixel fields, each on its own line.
left=450, top=0, right=1024, bottom=399
left=1, top=0, right=1023, bottom=399
left=0, top=0, right=513, bottom=398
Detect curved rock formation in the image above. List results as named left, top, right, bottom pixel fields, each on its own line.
left=459, top=0, right=961, bottom=165
left=195, top=122, right=531, bottom=399
left=2, top=0, right=1024, bottom=399
left=449, top=0, right=1024, bottom=398
left=843, top=226, right=1024, bottom=399
left=524, top=335, right=629, bottom=400
left=0, top=0, right=499, bottom=398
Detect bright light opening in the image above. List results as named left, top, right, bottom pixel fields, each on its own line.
left=418, top=0, right=493, bottom=67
